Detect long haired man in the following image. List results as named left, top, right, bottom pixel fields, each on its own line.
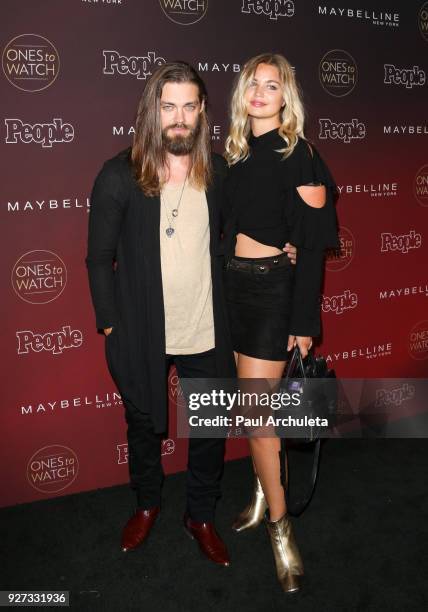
left=86, top=62, right=235, bottom=566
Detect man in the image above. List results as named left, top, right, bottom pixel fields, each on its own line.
left=86, top=62, right=296, bottom=566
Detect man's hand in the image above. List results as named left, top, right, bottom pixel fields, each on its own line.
left=287, top=335, right=312, bottom=358
left=104, top=327, right=113, bottom=336
left=283, top=242, right=297, bottom=265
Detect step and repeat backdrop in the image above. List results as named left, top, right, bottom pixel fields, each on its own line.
left=1, top=1, right=427, bottom=508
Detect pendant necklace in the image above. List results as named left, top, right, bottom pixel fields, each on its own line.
left=162, top=176, right=187, bottom=237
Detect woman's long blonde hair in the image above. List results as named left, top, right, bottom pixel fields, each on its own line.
left=225, top=53, right=305, bottom=165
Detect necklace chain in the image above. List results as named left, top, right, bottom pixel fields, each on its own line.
left=162, top=176, right=187, bottom=237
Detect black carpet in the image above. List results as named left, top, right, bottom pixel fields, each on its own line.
left=1, top=440, right=427, bottom=612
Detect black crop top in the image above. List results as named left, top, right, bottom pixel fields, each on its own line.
left=222, top=128, right=340, bottom=338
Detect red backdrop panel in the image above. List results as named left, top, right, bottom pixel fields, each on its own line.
left=1, top=1, right=427, bottom=507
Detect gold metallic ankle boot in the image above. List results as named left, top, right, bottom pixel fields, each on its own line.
left=232, top=475, right=268, bottom=532
left=265, top=512, right=304, bottom=593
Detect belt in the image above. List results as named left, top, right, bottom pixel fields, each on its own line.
left=225, top=254, right=291, bottom=275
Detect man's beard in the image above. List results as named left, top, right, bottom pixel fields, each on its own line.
left=162, top=121, right=200, bottom=155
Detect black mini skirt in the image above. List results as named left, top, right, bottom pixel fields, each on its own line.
left=223, top=252, right=294, bottom=361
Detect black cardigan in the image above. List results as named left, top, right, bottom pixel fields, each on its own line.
left=86, top=149, right=236, bottom=433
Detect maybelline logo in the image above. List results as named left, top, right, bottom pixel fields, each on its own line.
left=325, top=343, right=393, bottom=363
left=198, top=62, right=241, bottom=73
left=117, top=440, right=175, bottom=465
left=318, top=6, right=399, bottom=27
left=375, top=383, right=414, bottom=408
left=20, top=391, right=122, bottom=415
left=6, top=197, right=90, bottom=213
left=321, top=290, right=358, bottom=315
left=103, top=50, right=165, bottom=79
left=384, top=64, right=426, bottom=89
left=5, top=118, right=74, bottom=147
left=211, top=125, right=221, bottom=141
left=381, top=230, right=422, bottom=254
left=241, top=0, right=294, bottom=20
left=112, top=124, right=221, bottom=141
left=379, top=284, right=428, bottom=300
left=113, top=125, right=135, bottom=136
left=319, top=118, right=366, bottom=143
left=384, top=125, right=428, bottom=136
left=17, top=325, right=83, bottom=356
left=337, top=183, right=397, bottom=197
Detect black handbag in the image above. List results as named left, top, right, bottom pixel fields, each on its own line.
left=277, top=347, right=337, bottom=516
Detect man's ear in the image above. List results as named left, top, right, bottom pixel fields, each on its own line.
left=200, top=98, right=205, bottom=113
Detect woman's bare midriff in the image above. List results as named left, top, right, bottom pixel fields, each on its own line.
left=235, top=233, right=283, bottom=258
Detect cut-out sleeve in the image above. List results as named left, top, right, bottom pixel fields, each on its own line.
left=287, top=140, right=340, bottom=251
left=287, top=140, right=340, bottom=337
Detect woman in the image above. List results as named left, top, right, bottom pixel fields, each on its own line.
left=222, top=53, right=339, bottom=593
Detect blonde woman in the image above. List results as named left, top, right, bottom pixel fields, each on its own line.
left=223, top=53, right=339, bottom=593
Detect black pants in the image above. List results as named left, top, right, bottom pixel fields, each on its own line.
left=123, top=348, right=225, bottom=522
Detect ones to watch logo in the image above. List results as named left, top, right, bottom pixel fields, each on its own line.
left=408, top=320, right=428, bottom=361
left=414, top=164, right=428, bottom=207
left=319, top=49, right=357, bottom=97
left=11, top=250, right=67, bottom=304
left=168, top=365, right=185, bottom=407
left=326, top=226, right=355, bottom=272
left=2, top=33, right=60, bottom=92
left=27, top=445, right=79, bottom=493
left=419, top=2, right=428, bottom=42
left=159, top=0, right=208, bottom=25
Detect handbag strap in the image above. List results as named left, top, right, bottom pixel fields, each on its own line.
left=284, top=346, right=310, bottom=381
left=280, top=437, right=321, bottom=517
left=280, top=347, right=321, bottom=515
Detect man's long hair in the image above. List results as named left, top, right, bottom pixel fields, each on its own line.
left=131, top=62, right=212, bottom=196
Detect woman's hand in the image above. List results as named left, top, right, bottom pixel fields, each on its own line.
left=104, top=327, right=113, bottom=336
left=283, top=242, right=297, bottom=265
left=287, top=335, right=312, bottom=358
